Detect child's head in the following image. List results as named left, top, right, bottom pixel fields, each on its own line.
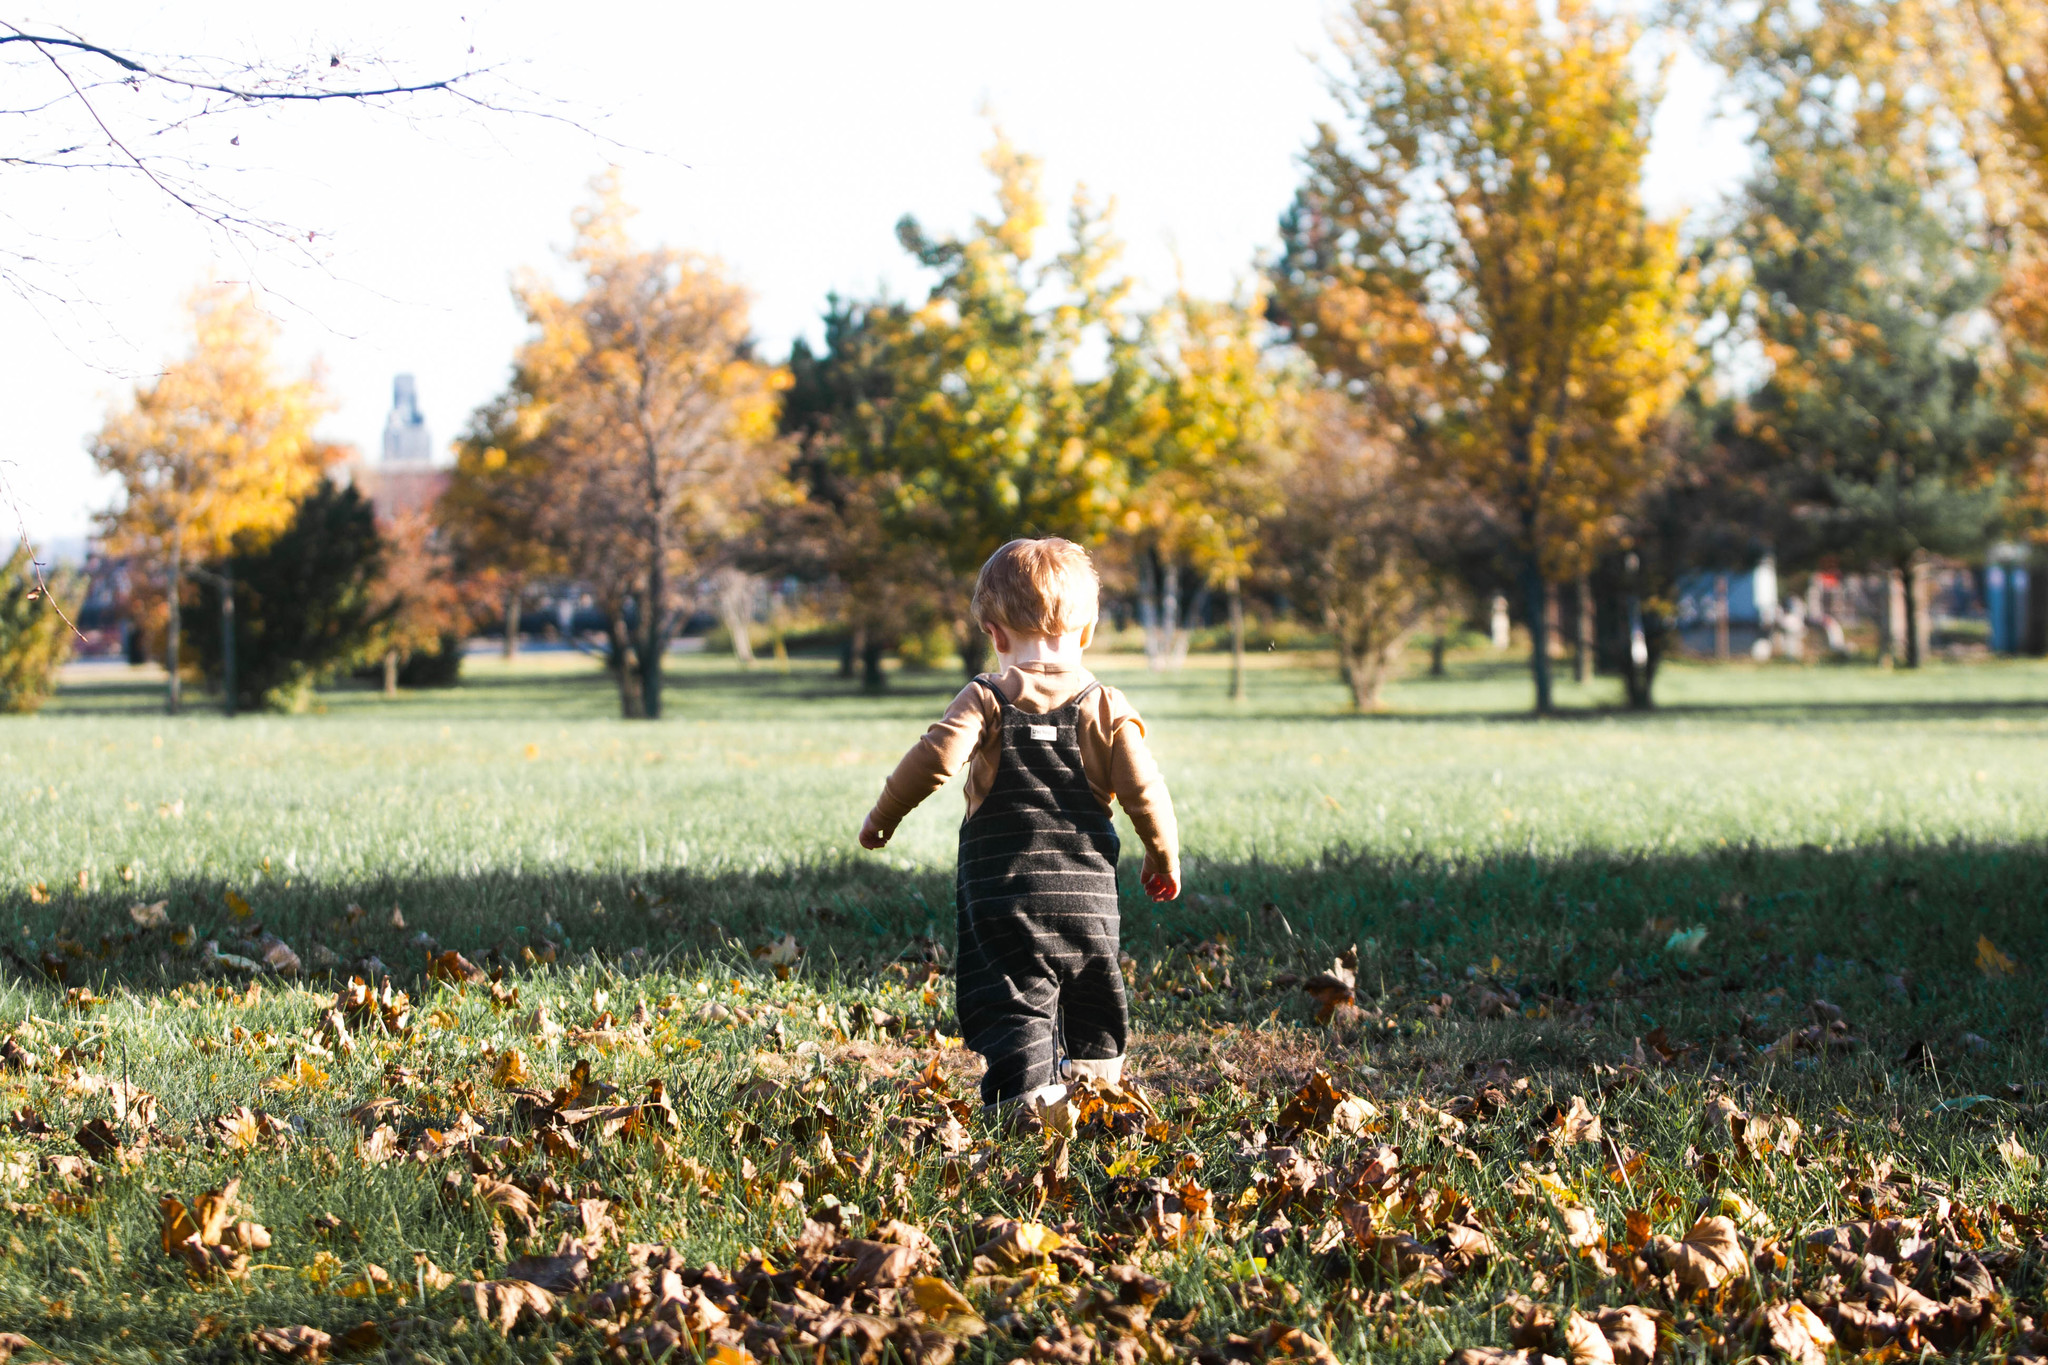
left=972, top=538, right=1100, bottom=641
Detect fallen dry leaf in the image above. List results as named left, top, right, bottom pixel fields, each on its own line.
left=249, top=1325, right=330, bottom=1359
left=467, top=1277, right=556, bottom=1335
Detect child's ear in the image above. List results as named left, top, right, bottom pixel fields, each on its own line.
left=985, top=621, right=1009, bottom=655
left=1078, top=620, right=1096, bottom=650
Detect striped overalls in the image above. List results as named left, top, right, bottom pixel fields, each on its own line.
left=955, top=677, right=1127, bottom=1107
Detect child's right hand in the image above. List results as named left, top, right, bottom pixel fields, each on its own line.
left=857, top=811, right=891, bottom=850
left=1141, top=865, right=1180, bottom=902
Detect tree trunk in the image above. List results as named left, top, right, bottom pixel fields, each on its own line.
left=1877, top=570, right=1904, bottom=667
left=1714, top=573, right=1731, bottom=661
left=1227, top=577, right=1246, bottom=701
left=503, top=584, right=520, bottom=660
left=219, top=574, right=237, bottom=717
left=1428, top=625, right=1447, bottom=678
left=1522, top=558, right=1553, bottom=715
left=1573, top=573, right=1593, bottom=684
left=382, top=650, right=399, bottom=696
left=610, top=615, right=644, bottom=719
left=841, top=628, right=858, bottom=679
left=165, top=528, right=183, bottom=716
left=1903, top=560, right=1925, bottom=669
left=862, top=638, right=886, bottom=692
left=1623, top=593, right=1653, bottom=709
left=958, top=623, right=991, bottom=678
left=640, top=558, right=666, bottom=720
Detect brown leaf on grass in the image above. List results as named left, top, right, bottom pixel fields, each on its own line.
left=503, top=1236, right=595, bottom=1294
left=467, top=1277, right=557, bottom=1335
left=1448, top=1351, right=1564, bottom=1365
left=6, top=1108, right=51, bottom=1139
left=751, top=932, right=803, bottom=980
left=1749, top=1302, right=1834, bottom=1365
left=1589, top=1307, right=1657, bottom=1365
left=970, top=1217, right=1067, bottom=1273
left=491, top=1048, right=532, bottom=1088
left=1732, top=1113, right=1802, bottom=1164
left=74, top=1118, right=143, bottom=1168
left=159, top=1177, right=271, bottom=1281
left=1302, top=948, right=1358, bottom=1024
left=1277, top=1068, right=1377, bottom=1137
left=1562, top=1314, right=1612, bottom=1365
left=1556, top=1096, right=1602, bottom=1145
left=0, top=1039, right=37, bottom=1072
left=1437, top=1222, right=1497, bottom=1276
left=1640, top=1216, right=1745, bottom=1292
left=249, top=1326, right=330, bottom=1359
left=336, top=1323, right=383, bottom=1352
left=471, top=1175, right=540, bottom=1234
left=1503, top=1293, right=1556, bottom=1349
left=428, top=949, right=487, bottom=984
left=213, top=1105, right=292, bottom=1151
left=128, top=899, right=170, bottom=929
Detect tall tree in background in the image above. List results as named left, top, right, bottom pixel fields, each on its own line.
left=884, top=132, right=1141, bottom=672
left=443, top=386, right=562, bottom=660
left=1270, top=0, right=1692, bottom=714
left=1267, top=391, right=1461, bottom=710
left=503, top=176, right=786, bottom=719
left=1119, top=289, right=1290, bottom=695
left=772, top=296, right=951, bottom=689
left=188, top=480, right=390, bottom=712
left=89, top=282, right=331, bottom=713
left=1722, top=141, right=2008, bottom=667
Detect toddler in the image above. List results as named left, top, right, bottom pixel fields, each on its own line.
left=858, top=537, right=1180, bottom=1111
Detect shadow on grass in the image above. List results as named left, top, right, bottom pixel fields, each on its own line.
left=5, top=842, right=2043, bottom=1051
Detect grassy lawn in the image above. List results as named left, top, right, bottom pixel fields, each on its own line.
left=0, top=648, right=2043, bottom=1361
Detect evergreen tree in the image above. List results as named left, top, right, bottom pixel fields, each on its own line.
left=189, top=480, right=390, bottom=712
left=1729, top=143, right=2010, bottom=665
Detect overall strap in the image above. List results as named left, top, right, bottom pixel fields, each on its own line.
left=971, top=675, right=1010, bottom=708
left=1065, top=681, right=1103, bottom=709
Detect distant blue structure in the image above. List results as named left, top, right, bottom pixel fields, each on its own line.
left=1674, top=558, right=1779, bottom=656
left=1987, top=556, right=2030, bottom=655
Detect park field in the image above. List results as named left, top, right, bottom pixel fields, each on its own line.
left=0, top=648, right=2043, bottom=1362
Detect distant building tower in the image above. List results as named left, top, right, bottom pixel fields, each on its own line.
left=382, top=374, right=433, bottom=464
left=354, top=373, right=450, bottom=523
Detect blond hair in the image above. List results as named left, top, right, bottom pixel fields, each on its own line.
left=972, top=538, right=1100, bottom=638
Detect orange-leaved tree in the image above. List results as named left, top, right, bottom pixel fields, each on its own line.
left=90, top=282, right=333, bottom=713
left=483, top=174, right=787, bottom=719
left=1270, top=0, right=1693, bottom=713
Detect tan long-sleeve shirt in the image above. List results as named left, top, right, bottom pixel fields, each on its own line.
left=865, top=661, right=1179, bottom=877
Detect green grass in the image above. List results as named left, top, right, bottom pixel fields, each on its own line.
left=0, top=647, right=2043, bottom=1361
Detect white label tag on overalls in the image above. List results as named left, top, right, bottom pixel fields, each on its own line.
left=1028, top=724, right=1057, bottom=740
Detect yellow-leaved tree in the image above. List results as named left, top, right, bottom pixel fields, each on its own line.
left=90, top=282, right=331, bottom=713
left=1270, top=0, right=1693, bottom=713
left=1118, top=289, right=1291, bottom=696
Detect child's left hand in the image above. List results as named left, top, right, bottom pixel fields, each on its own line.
left=857, top=811, right=891, bottom=850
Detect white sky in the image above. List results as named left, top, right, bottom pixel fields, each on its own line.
left=1, top=1, right=1751, bottom=548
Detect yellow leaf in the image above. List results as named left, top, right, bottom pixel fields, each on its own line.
left=428, top=1009, right=459, bottom=1032
left=681, top=1037, right=703, bottom=1050
left=264, top=1057, right=329, bottom=1094
left=1977, top=935, right=2019, bottom=978
left=491, top=1048, right=532, bottom=1088
left=226, top=890, right=252, bottom=920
